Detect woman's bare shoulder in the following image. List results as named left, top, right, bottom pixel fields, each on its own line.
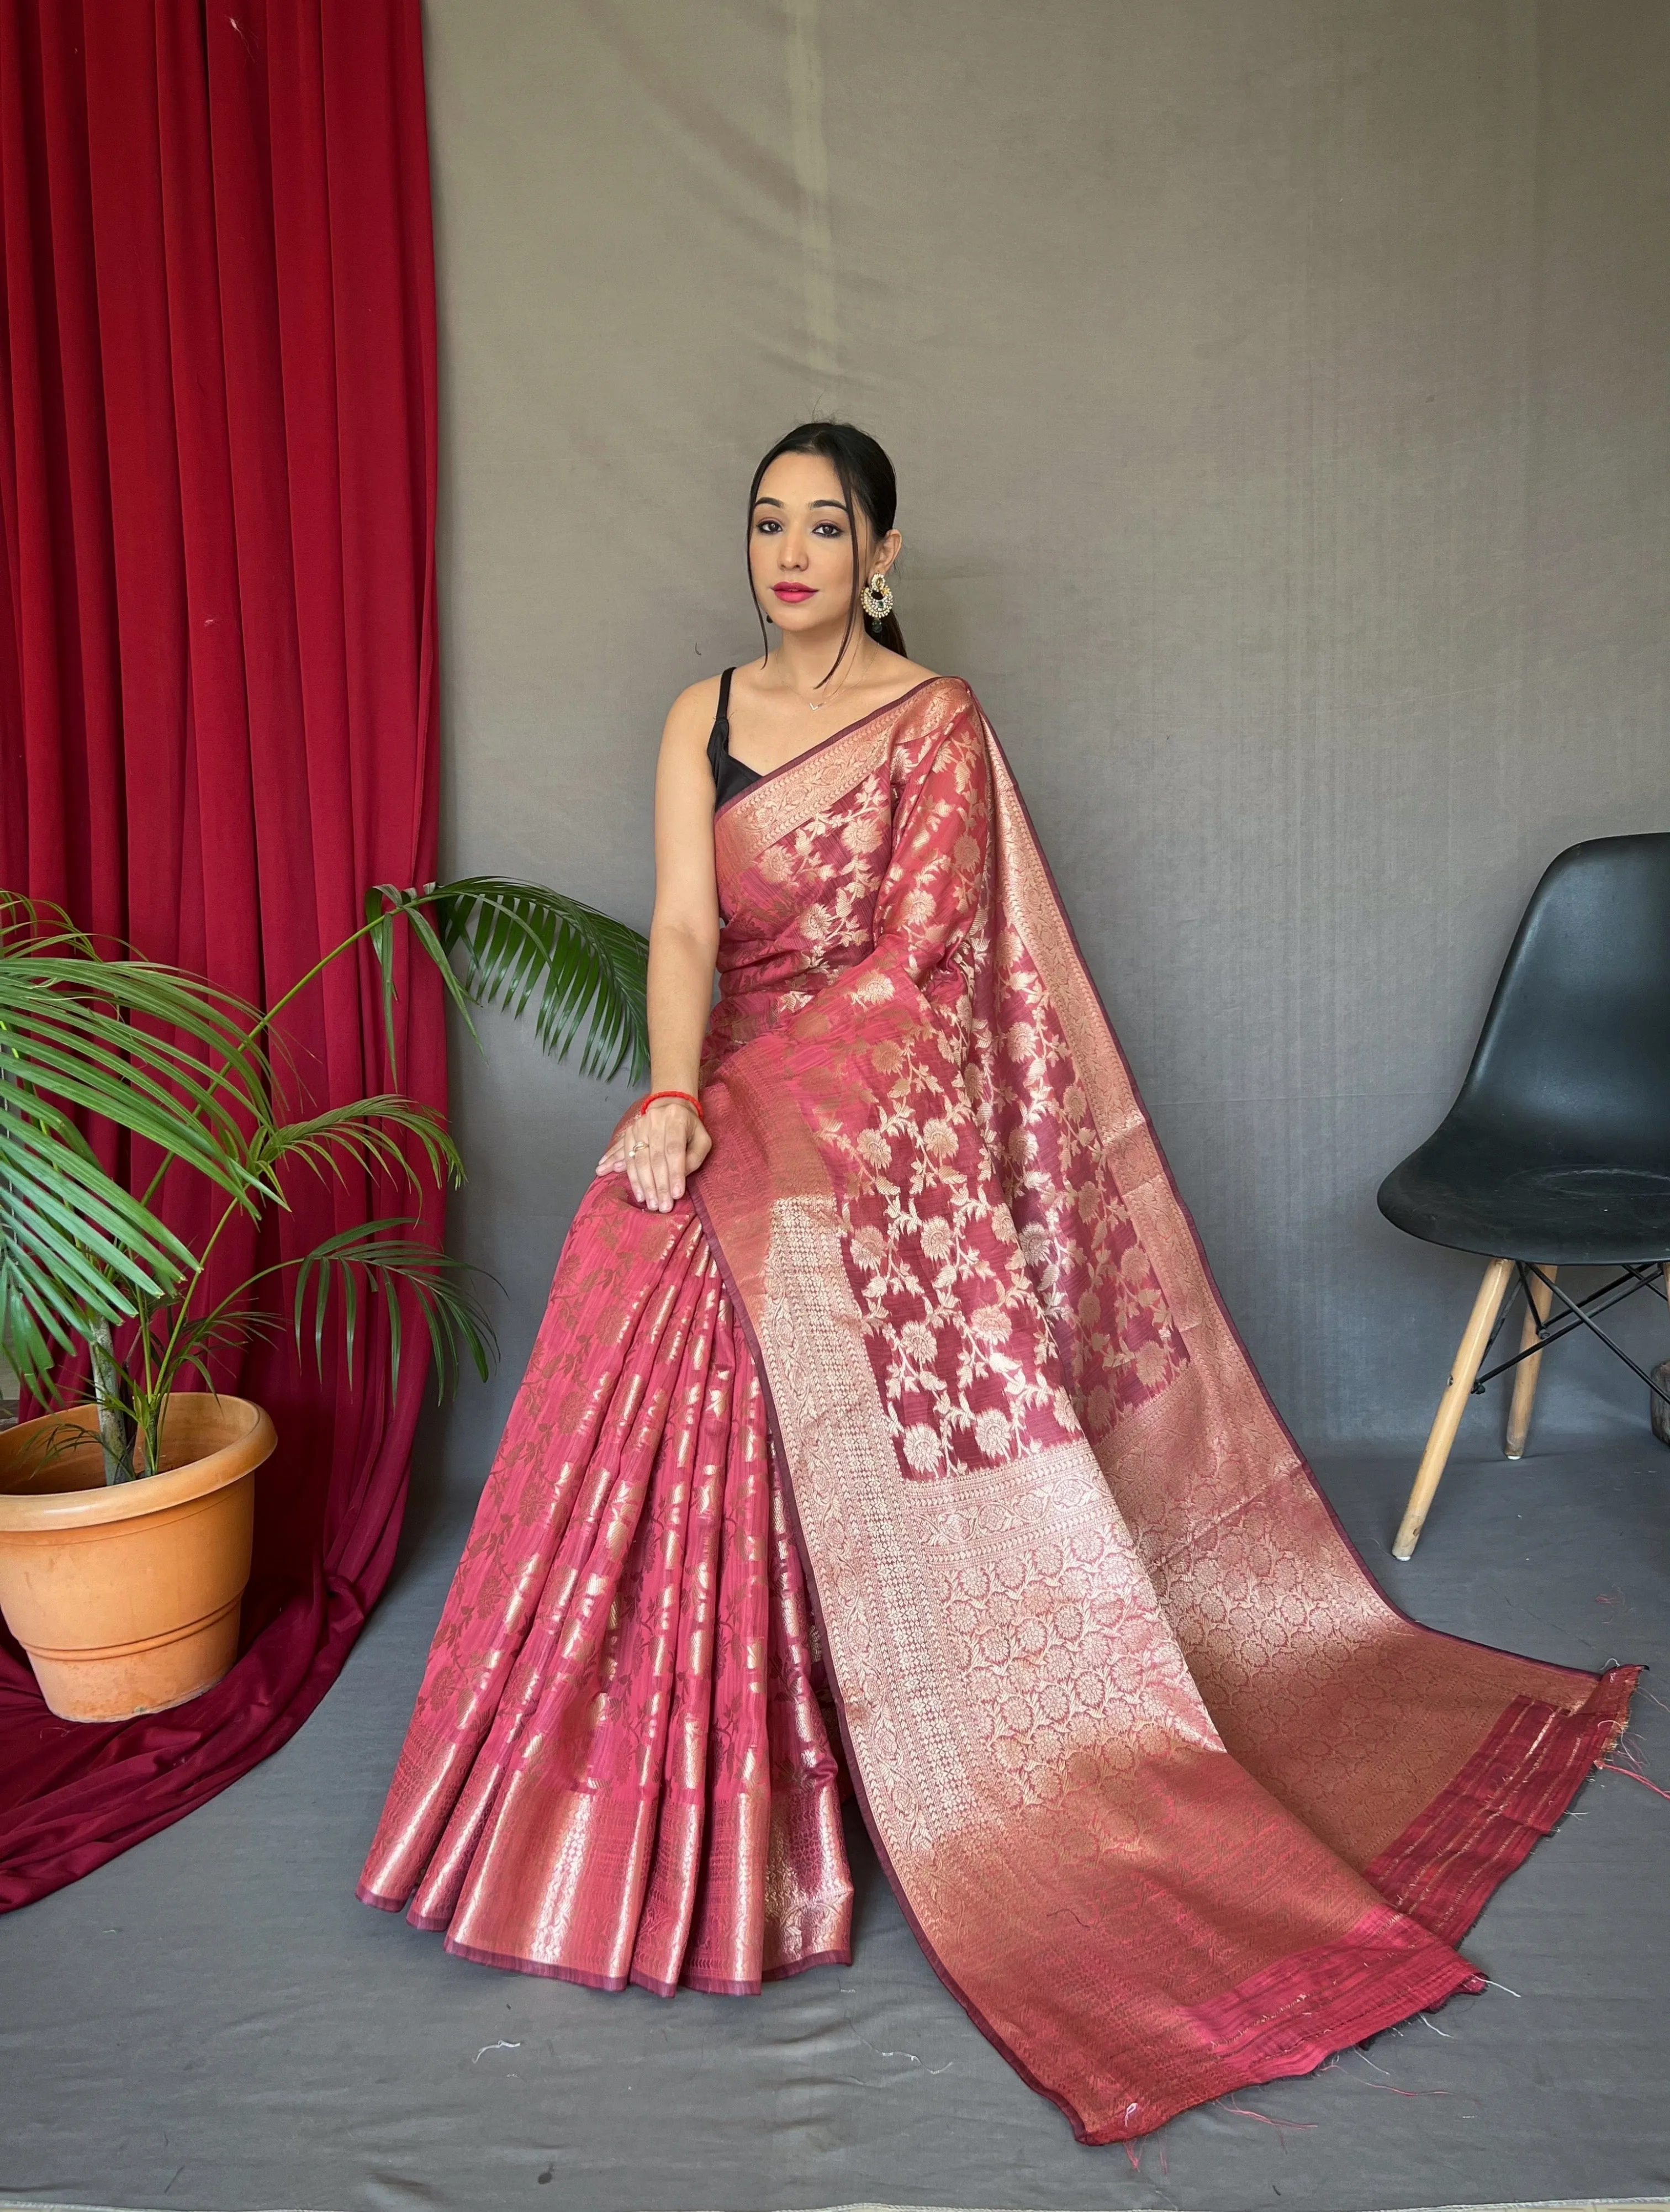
left=874, top=647, right=942, bottom=687
left=661, top=673, right=725, bottom=751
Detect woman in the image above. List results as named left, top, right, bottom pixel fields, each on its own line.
left=360, top=421, right=1633, bottom=2144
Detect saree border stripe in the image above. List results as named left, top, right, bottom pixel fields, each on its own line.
left=714, top=676, right=943, bottom=825
left=1363, top=1676, right=1635, bottom=1944
left=715, top=724, right=896, bottom=881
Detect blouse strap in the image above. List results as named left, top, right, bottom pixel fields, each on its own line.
left=712, top=666, right=734, bottom=748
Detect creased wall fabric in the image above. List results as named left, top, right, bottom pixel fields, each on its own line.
left=0, top=0, right=443, bottom=1908
left=418, top=0, right=1670, bottom=1489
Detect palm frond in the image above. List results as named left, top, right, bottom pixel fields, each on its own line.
left=0, top=893, right=514, bottom=1424
left=0, top=894, right=273, bottom=1201
left=251, top=1096, right=463, bottom=1196
left=0, top=891, right=266, bottom=1069
left=0, top=1084, right=195, bottom=1395
left=367, top=878, right=649, bottom=1085
left=2, top=1006, right=265, bottom=1201
left=291, top=1218, right=498, bottom=1404
left=164, top=1305, right=289, bottom=1395
left=0, top=1281, right=59, bottom=1406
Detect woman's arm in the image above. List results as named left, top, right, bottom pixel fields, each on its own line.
left=595, top=683, right=720, bottom=1211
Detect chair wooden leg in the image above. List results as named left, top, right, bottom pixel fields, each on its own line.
left=1504, top=1264, right=1556, bottom=1461
left=1393, top=1257, right=1514, bottom=1561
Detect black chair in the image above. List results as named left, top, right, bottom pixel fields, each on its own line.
left=1378, top=832, right=1670, bottom=1559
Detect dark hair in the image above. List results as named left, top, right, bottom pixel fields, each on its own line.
left=746, top=420, right=907, bottom=684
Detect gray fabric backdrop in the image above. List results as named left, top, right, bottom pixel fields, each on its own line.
left=419, top=0, right=1670, bottom=1503
left=7, top=17, right=1670, bottom=2211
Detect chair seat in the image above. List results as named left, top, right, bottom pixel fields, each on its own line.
left=1378, top=1122, right=1670, bottom=1264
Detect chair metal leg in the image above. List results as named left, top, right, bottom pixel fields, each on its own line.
left=1504, top=1264, right=1556, bottom=1461
left=1393, top=1258, right=1514, bottom=1561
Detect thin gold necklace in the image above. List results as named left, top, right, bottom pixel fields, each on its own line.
left=796, top=642, right=868, bottom=712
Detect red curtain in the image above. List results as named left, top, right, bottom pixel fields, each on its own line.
left=0, top=0, right=442, bottom=1907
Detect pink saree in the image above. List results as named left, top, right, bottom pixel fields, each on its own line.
left=360, top=677, right=1634, bottom=2141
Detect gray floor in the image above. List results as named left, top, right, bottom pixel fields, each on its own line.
left=2, top=1432, right=1667, bottom=2212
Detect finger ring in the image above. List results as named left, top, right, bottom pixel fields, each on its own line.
left=627, top=1141, right=644, bottom=1154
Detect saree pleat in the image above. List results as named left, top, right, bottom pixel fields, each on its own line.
left=403, top=1216, right=711, bottom=1941
left=758, top=1466, right=853, bottom=1978
left=625, top=1297, right=735, bottom=1993
left=675, top=1352, right=772, bottom=1992
left=360, top=1192, right=852, bottom=1990
left=363, top=675, right=1633, bottom=2140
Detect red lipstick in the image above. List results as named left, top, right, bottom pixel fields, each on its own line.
left=771, top=583, right=815, bottom=602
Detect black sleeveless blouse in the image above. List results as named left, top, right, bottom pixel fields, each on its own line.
left=706, top=667, right=762, bottom=809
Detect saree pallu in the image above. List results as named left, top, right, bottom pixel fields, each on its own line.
left=360, top=677, right=1635, bottom=2141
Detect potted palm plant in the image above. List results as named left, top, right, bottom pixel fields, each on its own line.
left=0, top=880, right=646, bottom=1723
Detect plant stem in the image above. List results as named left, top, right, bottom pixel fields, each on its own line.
left=256, top=911, right=392, bottom=1037
left=149, top=1187, right=245, bottom=1411
left=87, top=1316, right=132, bottom=1485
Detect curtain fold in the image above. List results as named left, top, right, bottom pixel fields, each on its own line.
left=0, top=0, right=443, bottom=1909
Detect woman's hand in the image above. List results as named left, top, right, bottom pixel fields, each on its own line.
left=596, top=1097, right=712, bottom=1212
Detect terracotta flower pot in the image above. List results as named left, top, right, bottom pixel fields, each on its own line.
left=0, top=1393, right=276, bottom=1723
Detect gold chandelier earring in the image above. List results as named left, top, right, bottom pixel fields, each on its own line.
left=861, top=569, right=894, bottom=620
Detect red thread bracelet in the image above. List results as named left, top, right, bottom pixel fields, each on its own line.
left=640, top=1089, right=704, bottom=1123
